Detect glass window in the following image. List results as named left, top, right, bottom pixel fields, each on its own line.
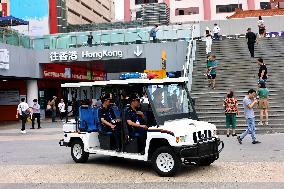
left=260, top=2, right=271, bottom=9
left=135, top=0, right=158, bottom=5
left=136, top=11, right=142, bottom=19
left=148, top=84, right=191, bottom=118
left=216, top=4, right=242, bottom=13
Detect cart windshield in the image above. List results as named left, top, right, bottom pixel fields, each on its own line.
left=147, top=84, right=192, bottom=123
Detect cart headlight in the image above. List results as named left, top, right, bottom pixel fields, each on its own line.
left=176, top=135, right=187, bottom=143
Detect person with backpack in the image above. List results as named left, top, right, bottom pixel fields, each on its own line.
left=16, top=98, right=31, bottom=134
left=149, top=25, right=158, bottom=43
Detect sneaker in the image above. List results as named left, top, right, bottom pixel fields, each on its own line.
left=265, top=122, right=269, bottom=126
left=37, top=127, right=41, bottom=129
left=232, top=134, right=237, bottom=137
left=258, top=122, right=263, bottom=126
left=252, top=141, right=261, bottom=144
left=20, top=130, right=26, bottom=134
left=237, top=136, right=242, bottom=144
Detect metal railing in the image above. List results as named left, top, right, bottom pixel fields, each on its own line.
left=183, top=25, right=196, bottom=92
left=31, top=24, right=194, bottom=49
left=0, top=24, right=195, bottom=50
left=0, top=27, right=31, bottom=48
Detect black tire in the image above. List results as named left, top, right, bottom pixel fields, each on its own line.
left=151, top=146, right=181, bottom=177
left=199, top=157, right=215, bottom=166
left=71, top=140, right=89, bottom=163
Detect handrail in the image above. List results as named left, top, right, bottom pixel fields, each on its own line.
left=183, top=25, right=196, bottom=92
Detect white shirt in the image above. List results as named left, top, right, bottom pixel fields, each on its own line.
left=31, top=103, right=40, bottom=114
left=17, top=102, right=29, bottom=115
left=258, top=20, right=264, bottom=27
left=213, top=26, right=220, bottom=34
left=58, top=102, right=66, bottom=112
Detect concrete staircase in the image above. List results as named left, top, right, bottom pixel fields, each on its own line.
left=191, top=37, right=284, bottom=134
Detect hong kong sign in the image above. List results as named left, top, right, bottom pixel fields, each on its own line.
left=50, top=50, right=123, bottom=62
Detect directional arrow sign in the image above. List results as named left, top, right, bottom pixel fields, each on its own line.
left=134, top=46, right=143, bottom=57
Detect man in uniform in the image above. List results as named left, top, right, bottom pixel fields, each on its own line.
left=126, top=95, right=148, bottom=154
left=99, top=94, right=121, bottom=152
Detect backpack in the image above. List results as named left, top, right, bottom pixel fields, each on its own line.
left=21, top=108, right=30, bottom=119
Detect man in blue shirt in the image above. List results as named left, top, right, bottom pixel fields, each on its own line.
left=150, top=25, right=158, bottom=43
left=237, top=89, right=261, bottom=144
left=126, top=95, right=148, bottom=154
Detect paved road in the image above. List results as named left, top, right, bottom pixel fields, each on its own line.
left=0, top=121, right=283, bottom=189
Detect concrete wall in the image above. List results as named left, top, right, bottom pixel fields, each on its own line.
left=0, top=44, right=37, bottom=78
left=198, top=15, right=284, bottom=36
left=0, top=41, right=188, bottom=79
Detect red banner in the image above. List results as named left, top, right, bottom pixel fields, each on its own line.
left=42, top=64, right=106, bottom=81
left=1, top=3, right=7, bottom=17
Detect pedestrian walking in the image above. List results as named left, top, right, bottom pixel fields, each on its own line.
left=58, top=99, right=66, bottom=121
left=257, top=81, right=269, bottom=126
left=223, top=91, right=239, bottom=137
left=257, top=58, right=268, bottom=83
left=205, top=27, right=213, bottom=54
left=213, top=23, right=221, bottom=40
left=149, top=25, right=158, bottom=43
left=50, top=96, right=57, bottom=122
left=16, top=98, right=30, bottom=134
left=246, top=28, right=257, bottom=58
left=31, top=99, right=41, bottom=129
left=237, top=89, right=261, bottom=144
left=258, top=16, right=266, bottom=38
left=207, top=55, right=218, bottom=89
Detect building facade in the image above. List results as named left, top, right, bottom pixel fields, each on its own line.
left=124, top=0, right=272, bottom=22
left=65, top=0, right=115, bottom=25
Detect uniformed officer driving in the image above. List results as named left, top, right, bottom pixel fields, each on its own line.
left=126, top=95, right=148, bottom=154
left=99, top=94, right=121, bottom=152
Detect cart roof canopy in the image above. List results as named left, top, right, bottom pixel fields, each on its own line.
left=61, top=77, right=189, bottom=88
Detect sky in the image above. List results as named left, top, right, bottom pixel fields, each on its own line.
left=115, top=0, right=124, bottom=21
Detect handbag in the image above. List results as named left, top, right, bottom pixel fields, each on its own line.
left=46, top=104, right=51, bottom=111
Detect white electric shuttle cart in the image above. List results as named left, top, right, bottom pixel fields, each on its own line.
left=59, top=77, right=224, bottom=176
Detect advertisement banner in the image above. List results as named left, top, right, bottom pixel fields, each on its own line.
left=10, top=0, right=49, bottom=36
left=43, top=64, right=106, bottom=81
left=1, top=3, right=7, bottom=17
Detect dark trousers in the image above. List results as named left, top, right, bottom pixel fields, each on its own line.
left=214, top=33, right=219, bottom=40
left=32, top=113, right=40, bottom=128
left=51, top=110, right=56, bottom=122
left=59, top=112, right=65, bottom=120
left=113, top=125, right=121, bottom=150
left=102, top=124, right=121, bottom=150
left=152, top=36, right=157, bottom=43
left=20, top=115, right=27, bottom=131
left=248, top=43, right=255, bottom=57
left=133, top=127, right=147, bottom=153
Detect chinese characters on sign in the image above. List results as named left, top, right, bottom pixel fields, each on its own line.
left=49, top=50, right=123, bottom=62
left=0, top=49, right=9, bottom=70
left=50, top=51, right=78, bottom=62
